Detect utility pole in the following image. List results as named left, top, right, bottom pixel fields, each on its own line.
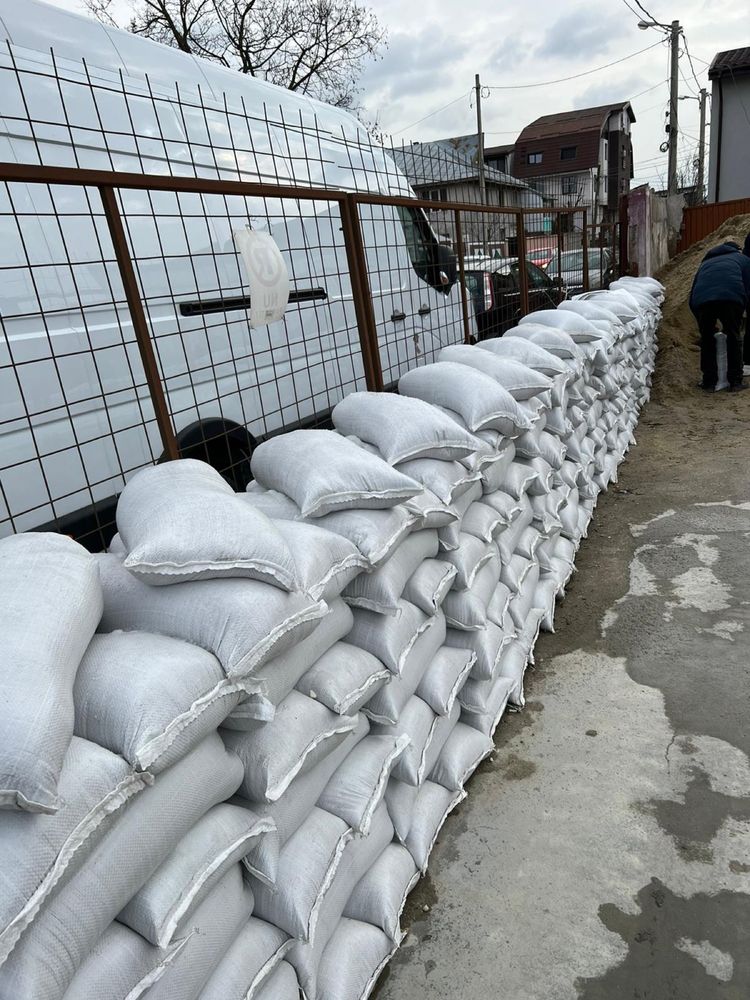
left=475, top=73, right=488, bottom=254
left=697, top=86, right=707, bottom=202
left=667, top=19, right=680, bottom=194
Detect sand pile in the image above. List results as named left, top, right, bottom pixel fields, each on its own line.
left=654, top=213, right=750, bottom=403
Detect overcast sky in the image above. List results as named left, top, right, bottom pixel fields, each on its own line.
left=46, top=0, right=747, bottom=188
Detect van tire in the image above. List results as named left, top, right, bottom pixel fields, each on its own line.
left=170, top=419, right=257, bottom=492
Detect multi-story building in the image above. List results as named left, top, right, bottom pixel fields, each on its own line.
left=512, top=102, right=635, bottom=226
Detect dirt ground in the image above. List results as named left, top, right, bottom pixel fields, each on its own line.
left=376, top=220, right=750, bottom=1000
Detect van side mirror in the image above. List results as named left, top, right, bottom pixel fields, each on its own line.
left=429, top=244, right=457, bottom=292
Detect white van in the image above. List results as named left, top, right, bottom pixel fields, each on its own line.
left=0, top=0, right=467, bottom=544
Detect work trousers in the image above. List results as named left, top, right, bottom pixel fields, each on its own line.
left=694, top=300, right=745, bottom=387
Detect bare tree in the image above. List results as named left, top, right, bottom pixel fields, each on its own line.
left=85, top=0, right=386, bottom=107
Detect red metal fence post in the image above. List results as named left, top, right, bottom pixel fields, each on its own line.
left=515, top=211, right=529, bottom=316
left=454, top=209, right=473, bottom=344
left=99, top=185, right=180, bottom=461
left=581, top=208, right=590, bottom=292
left=340, top=194, right=384, bottom=391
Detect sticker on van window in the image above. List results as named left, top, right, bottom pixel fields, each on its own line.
left=234, top=227, right=290, bottom=327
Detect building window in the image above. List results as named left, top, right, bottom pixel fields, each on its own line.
left=561, top=175, right=578, bottom=196
left=603, top=176, right=608, bottom=195
left=560, top=146, right=577, bottom=161
left=527, top=152, right=543, bottom=164
left=427, top=188, right=448, bottom=202
left=603, top=139, right=609, bottom=163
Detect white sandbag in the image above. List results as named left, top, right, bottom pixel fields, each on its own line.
left=481, top=489, right=523, bottom=524
left=401, top=559, right=457, bottom=616
left=545, top=404, right=574, bottom=439
left=118, top=803, right=271, bottom=947
left=116, top=460, right=298, bottom=590
left=398, top=362, right=532, bottom=437
left=344, top=843, right=420, bottom=943
left=331, top=392, right=480, bottom=464
left=437, top=344, right=553, bottom=401
left=461, top=500, right=507, bottom=543
left=442, top=552, right=500, bottom=632
left=499, top=461, right=539, bottom=501
left=505, top=325, right=583, bottom=363
left=516, top=456, right=554, bottom=495
left=225, top=599, right=354, bottom=725
left=436, top=481, right=483, bottom=551
left=395, top=456, right=481, bottom=506
left=509, top=562, right=540, bottom=631
left=315, top=918, right=395, bottom=1000
left=250, top=807, right=351, bottom=942
left=254, top=961, right=299, bottom=1000
left=287, top=805, right=394, bottom=999
left=535, top=576, right=559, bottom=632
left=272, top=520, right=367, bottom=600
left=307, top=506, right=416, bottom=567
left=347, top=601, right=430, bottom=676
left=477, top=336, right=570, bottom=377
left=402, top=487, right=458, bottom=530
left=0, top=734, right=243, bottom=1000
left=537, top=431, right=566, bottom=470
left=343, top=530, right=439, bottom=615
left=558, top=298, right=623, bottom=328
left=317, top=736, right=409, bottom=835
left=363, top=613, right=445, bottom=724
left=519, top=309, right=602, bottom=343
left=496, top=640, right=531, bottom=708
left=486, top=581, right=513, bottom=630
left=0, top=738, right=146, bottom=965
left=297, top=642, right=389, bottom=716
left=0, top=532, right=103, bottom=814
left=404, top=781, right=465, bottom=872
left=444, top=621, right=510, bottom=681
left=514, top=526, right=544, bottom=562
left=96, top=553, right=326, bottom=681
left=222, top=692, right=357, bottom=803
left=429, top=722, right=493, bottom=792
left=74, top=631, right=245, bottom=774
left=62, top=921, right=186, bottom=1000
left=370, top=696, right=438, bottom=786
left=444, top=534, right=493, bottom=590
left=529, top=494, right=563, bottom=536
left=416, top=646, right=474, bottom=717
left=134, top=864, right=255, bottom=1000
left=200, top=917, right=293, bottom=1000
left=500, top=553, right=535, bottom=594
left=461, top=675, right=516, bottom=737
left=250, top=430, right=419, bottom=517
left=477, top=443, right=517, bottom=494
left=384, top=777, right=419, bottom=844
left=240, top=717, right=369, bottom=887
left=421, top=701, right=461, bottom=779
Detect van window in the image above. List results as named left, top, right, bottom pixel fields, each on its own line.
left=396, top=205, right=444, bottom=290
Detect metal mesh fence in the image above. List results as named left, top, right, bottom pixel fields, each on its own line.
left=0, top=40, right=624, bottom=550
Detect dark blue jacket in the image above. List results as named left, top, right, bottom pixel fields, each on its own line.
left=689, top=242, right=750, bottom=313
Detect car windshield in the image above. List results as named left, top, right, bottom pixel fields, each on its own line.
left=547, top=250, right=604, bottom=276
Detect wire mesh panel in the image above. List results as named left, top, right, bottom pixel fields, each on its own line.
left=0, top=179, right=162, bottom=547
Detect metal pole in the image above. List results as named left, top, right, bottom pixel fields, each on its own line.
left=697, top=87, right=707, bottom=202
left=475, top=74, right=488, bottom=254
left=581, top=208, right=590, bottom=292
left=340, top=194, right=384, bottom=391
left=515, top=211, right=529, bottom=316
left=454, top=209, right=473, bottom=344
left=667, top=20, right=681, bottom=194
left=556, top=213, right=563, bottom=297
left=99, top=185, right=179, bottom=461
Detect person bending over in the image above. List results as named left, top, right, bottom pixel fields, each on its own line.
left=689, top=240, right=750, bottom=392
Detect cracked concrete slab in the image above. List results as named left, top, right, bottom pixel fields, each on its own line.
left=374, top=385, right=750, bottom=999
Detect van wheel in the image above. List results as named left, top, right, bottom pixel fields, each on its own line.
left=168, top=419, right=257, bottom=492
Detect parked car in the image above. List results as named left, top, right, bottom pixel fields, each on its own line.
left=528, top=246, right=556, bottom=268
left=462, top=257, right=566, bottom=340
left=0, top=0, right=468, bottom=543
left=546, top=248, right=614, bottom=295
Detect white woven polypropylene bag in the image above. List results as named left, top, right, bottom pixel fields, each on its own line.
left=0, top=532, right=103, bottom=814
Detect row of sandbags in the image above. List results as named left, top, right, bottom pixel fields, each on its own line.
left=0, top=276, right=662, bottom=1000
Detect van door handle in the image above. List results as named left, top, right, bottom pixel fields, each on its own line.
left=418, top=306, right=431, bottom=316
left=391, top=310, right=406, bottom=322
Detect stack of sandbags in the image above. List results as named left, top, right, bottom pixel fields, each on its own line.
left=0, top=531, right=259, bottom=1000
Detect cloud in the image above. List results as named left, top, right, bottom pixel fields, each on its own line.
left=360, top=30, right=472, bottom=101
left=534, top=9, right=621, bottom=61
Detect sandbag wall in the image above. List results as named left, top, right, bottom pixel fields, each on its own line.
left=0, top=278, right=662, bottom=1000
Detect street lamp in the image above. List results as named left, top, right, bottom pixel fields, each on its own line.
left=638, top=17, right=682, bottom=194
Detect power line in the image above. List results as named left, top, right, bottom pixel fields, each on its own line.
left=681, top=32, right=705, bottom=93
left=389, top=91, right=471, bottom=136
left=483, top=40, right=663, bottom=90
